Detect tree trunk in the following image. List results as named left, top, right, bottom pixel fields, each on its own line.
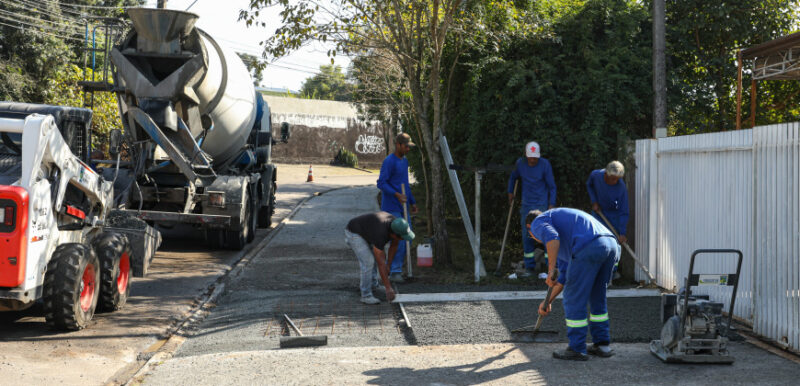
left=427, top=147, right=450, bottom=266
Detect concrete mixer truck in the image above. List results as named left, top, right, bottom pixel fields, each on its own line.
left=105, top=8, right=288, bottom=250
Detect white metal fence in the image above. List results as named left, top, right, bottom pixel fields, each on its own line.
left=635, top=122, right=800, bottom=351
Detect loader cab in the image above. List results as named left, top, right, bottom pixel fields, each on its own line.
left=0, top=102, right=93, bottom=164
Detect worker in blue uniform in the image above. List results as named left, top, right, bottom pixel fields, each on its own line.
left=377, top=133, right=418, bottom=283
left=508, top=141, right=557, bottom=277
left=526, top=208, right=620, bottom=360
left=587, top=161, right=628, bottom=279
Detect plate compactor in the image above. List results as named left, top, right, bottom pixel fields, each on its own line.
left=650, top=249, right=743, bottom=364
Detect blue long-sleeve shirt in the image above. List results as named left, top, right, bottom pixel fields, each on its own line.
left=377, top=153, right=416, bottom=213
left=507, top=157, right=557, bottom=207
left=530, top=208, right=614, bottom=284
left=586, top=169, right=629, bottom=235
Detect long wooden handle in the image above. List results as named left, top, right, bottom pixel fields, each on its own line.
left=495, top=180, right=519, bottom=272
left=595, top=209, right=655, bottom=282
left=401, top=184, right=412, bottom=277
left=533, top=270, right=559, bottom=331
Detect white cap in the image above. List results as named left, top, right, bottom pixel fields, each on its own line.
left=525, top=141, right=541, bottom=158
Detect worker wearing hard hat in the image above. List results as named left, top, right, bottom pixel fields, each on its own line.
left=526, top=208, right=620, bottom=361
left=508, top=141, right=557, bottom=278
left=345, top=212, right=415, bottom=304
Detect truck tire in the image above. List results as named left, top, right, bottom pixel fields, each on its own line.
left=257, top=181, right=276, bottom=229
left=225, top=193, right=251, bottom=250
left=247, top=192, right=257, bottom=243
left=206, top=229, right=225, bottom=249
left=43, top=244, right=100, bottom=331
left=93, top=233, right=133, bottom=312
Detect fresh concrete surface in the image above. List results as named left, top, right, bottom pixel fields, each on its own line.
left=0, top=164, right=375, bottom=385
left=142, top=342, right=799, bottom=386
left=138, top=184, right=800, bottom=385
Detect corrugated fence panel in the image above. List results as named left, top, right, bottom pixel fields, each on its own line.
left=637, top=122, right=800, bottom=351
left=753, top=122, right=800, bottom=350
left=655, top=130, right=754, bottom=320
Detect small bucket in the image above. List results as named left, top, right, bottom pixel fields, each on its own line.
left=416, top=243, right=433, bottom=267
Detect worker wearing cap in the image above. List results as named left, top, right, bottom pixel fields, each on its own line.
left=377, top=133, right=418, bottom=283
left=526, top=208, right=620, bottom=360
left=345, top=211, right=415, bottom=304
left=508, top=141, right=557, bottom=277
left=587, top=161, right=629, bottom=278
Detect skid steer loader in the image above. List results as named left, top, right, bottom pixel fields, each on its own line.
left=0, top=103, right=160, bottom=330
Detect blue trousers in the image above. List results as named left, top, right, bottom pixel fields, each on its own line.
left=592, top=210, right=623, bottom=270
left=562, top=236, right=620, bottom=353
left=388, top=211, right=410, bottom=274
left=521, top=204, right=548, bottom=269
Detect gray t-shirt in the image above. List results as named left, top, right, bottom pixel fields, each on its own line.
left=346, top=211, right=396, bottom=249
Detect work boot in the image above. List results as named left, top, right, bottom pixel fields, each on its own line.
left=587, top=344, right=615, bottom=358
left=361, top=295, right=380, bottom=305
left=389, top=273, right=405, bottom=283
left=520, top=268, right=536, bottom=278
left=552, top=347, right=589, bottom=361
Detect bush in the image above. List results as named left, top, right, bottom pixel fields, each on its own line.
left=333, top=147, right=359, bottom=168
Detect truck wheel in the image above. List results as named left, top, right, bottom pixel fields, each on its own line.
left=93, top=233, right=133, bottom=312
left=257, top=182, right=276, bottom=228
left=226, top=195, right=250, bottom=250
left=43, top=244, right=100, bottom=331
left=247, top=193, right=257, bottom=243
left=206, top=229, right=225, bottom=249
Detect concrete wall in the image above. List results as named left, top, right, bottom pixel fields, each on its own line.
left=264, top=95, right=390, bottom=167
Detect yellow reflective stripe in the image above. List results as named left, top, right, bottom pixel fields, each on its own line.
left=565, top=318, right=588, bottom=328
left=590, top=313, right=609, bottom=322
left=524, top=252, right=535, bottom=258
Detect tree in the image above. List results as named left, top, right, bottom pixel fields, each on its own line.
left=299, top=64, right=353, bottom=101
left=237, top=52, right=265, bottom=85
left=665, top=0, right=799, bottom=134
left=242, top=0, right=485, bottom=266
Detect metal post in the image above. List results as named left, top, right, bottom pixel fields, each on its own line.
left=750, top=79, right=757, bottom=128
left=653, top=0, right=667, bottom=138
left=157, top=0, right=168, bottom=8
left=401, top=184, right=412, bottom=278
left=439, top=134, right=486, bottom=282
left=736, top=51, right=743, bottom=130
left=474, top=171, right=483, bottom=252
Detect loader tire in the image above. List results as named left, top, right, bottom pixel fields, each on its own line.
left=93, top=232, right=133, bottom=312
left=43, top=244, right=100, bottom=331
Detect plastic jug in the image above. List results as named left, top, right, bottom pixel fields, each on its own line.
left=416, top=243, right=433, bottom=267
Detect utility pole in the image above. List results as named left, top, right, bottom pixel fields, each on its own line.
left=157, top=0, right=167, bottom=8
left=653, top=0, right=667, bottom=138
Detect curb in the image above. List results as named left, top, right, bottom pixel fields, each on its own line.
left=118, top=188, right=345, bottom=385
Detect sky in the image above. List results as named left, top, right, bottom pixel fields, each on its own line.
left=163, top=0, right=352, bottom=91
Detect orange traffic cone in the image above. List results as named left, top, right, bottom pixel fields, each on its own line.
left=306, top=165, right=314, bottom=182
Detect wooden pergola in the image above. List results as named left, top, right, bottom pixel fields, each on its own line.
left=736, top=31, right=800, bottom=130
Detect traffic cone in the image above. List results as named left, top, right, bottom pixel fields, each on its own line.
left=306, top=165, right=314, bottom=182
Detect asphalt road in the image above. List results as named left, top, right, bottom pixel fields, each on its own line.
left=0, top=164, right=377, bottom=385
left=139, top=184, right=800, bottom=385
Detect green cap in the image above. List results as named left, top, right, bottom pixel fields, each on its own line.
left=391, top=217, right=415, bottom=241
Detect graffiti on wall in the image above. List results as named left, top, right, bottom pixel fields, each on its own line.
left=355, top=134, right=385, bottom=154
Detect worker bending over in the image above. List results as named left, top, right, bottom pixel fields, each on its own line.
left=508, top=141, right=557, bottom=278
left=526, top=208, right=620, bottom=360
left=345, top=212, right=415, bottom=304
left=586, top=160, right=629, bottom=279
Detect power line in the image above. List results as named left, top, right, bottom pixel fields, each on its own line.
left=0, top=8, right=85, bottom=34
left=0, top=18, right=84, bottom=42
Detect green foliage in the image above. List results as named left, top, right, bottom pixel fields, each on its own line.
left=446, top=0, right=652, bottom=241
left=43, top=65, right=122, bottom=152
left=333, top=147, right=359, bottom=168
left=665, top=0, right=799, bottom=133
left=299, top=65, right=353, bottom=101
